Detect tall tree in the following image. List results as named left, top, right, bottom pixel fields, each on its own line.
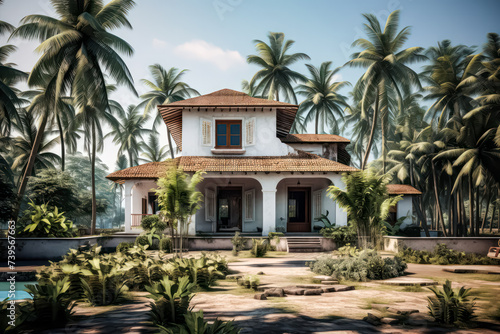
left=108, top=105, right=151, bottom=168
left=247, top=32, right=310, bottom=103
left=296, top=61, right=350, bottom=134
left=346, top=10, right=425, bottom=171
left=10, top=0, right=136, bottom=222
left=140, top=133, right=169, bottom=163
left=138, top=65, right=199, bottom=158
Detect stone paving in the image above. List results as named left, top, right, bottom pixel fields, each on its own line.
left=9, top=251, right=500, bottom=333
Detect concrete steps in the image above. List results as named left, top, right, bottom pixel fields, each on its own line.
left=286, top=237, right=323, bottom=252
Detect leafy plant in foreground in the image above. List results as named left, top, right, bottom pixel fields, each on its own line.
left=159, top=310, right=241, bottom=334
left=19, top=201, right=75, bottom=237
left=427, top=280, right=476, bottom=326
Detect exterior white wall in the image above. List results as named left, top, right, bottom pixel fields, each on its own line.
left=397, top=196, right=414, bottom=228
left=287, top=143, right=323, bottom=156
left=181, top=109, right=295, bottom=156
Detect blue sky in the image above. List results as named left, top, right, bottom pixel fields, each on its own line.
left=1, top=0, right=499, bottom=170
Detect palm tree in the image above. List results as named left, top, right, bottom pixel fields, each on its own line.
left=155, top=167, right=204, bottom=258
left=10, top=0, right=136, bottom=219
left=138, top=65, right=199, bottom=158
left=108, top=105, right=151, bottom=168
left=140, top=133, right=169, bottom=163
left=111, top=154, right=127, bottom=227
left=0, top=15, right=27, bottom=136
left=422, top=40, right=475, bottom=128
left=241, top=79, right=262, bottom=98
left=247, top=32, right=310, bottom=103
left=11, top=110, right=60, bottom=184
left=346, top=10, right=425, bottom=171
left=296, top=61, right=350, bottom=134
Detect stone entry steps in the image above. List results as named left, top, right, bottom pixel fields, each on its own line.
left=286, top=237, right=323, bottom=252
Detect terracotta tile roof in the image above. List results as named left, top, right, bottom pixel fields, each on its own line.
left=157, top=89, right=299, bottom=150
left=106, top=152, right=357, bottom=182
left=282, top=134, right=351, bottom=143
left=164, top=89, right=297, bottom=107
left=387, top=184, right=422, bottom=195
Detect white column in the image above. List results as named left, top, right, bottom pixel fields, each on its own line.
left=261, top=189, right=277, bottom=236
left=187, top=214, right=196, bottom=236
left=124, top=181, right=133, bottom=233
left=329, top=175, right=348, bottom=227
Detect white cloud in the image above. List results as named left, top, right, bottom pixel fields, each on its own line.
left=152, top=38, right=168, bottom=49
left=173, top=40, right=245, bottom=71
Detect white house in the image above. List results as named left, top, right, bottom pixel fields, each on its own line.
left=107, top=89, right=420, bottom=235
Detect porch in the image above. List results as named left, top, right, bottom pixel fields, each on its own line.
left=122, top=173, right=347, bottom=236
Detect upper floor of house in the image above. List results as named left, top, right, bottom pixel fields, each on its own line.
left=158, top=89, right=351, bottom=164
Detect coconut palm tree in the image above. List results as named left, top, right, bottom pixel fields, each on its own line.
left=108, top=105, right=151, bottom=168
left=422, top=40, right=475, bottom=128
left=296, top=61, right=350, bottom=134
left=140, top=133, right=169, bottom=163
left=10, top=0, right=136, bottom=219
left=241, top=79, right=262, bottom=98
left=247, top=32, right=310, bottom=103
left=138, top=65, right=199, bottom=158
left=346, top=10, right=425, bottom=171
left=0, top=16, right=27, bottom=136
left=10, top=110, right=60, bottom=184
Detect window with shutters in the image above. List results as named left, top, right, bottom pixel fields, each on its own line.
left=216, top=120, right=242, bottom=148
left=205, top=189, right=216, bottom=221
left=201, top=118, right=212, bottom=146
left=313, top=190, right=322, bottom=220
left=244, top=189, right=255, bottom=221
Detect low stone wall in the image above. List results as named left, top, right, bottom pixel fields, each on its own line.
left=384, top=236, right=499, bottom=255
left=0, top=237, right=100, bottom=260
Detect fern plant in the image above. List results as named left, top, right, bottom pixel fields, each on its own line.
left=79, top=256, right=129, bottom=306
left=24, top=277, right=76, bottom=326
left=158, top=310, right=241, bottom=333
left=427, top=280, right=476, bottom=326
left=250, top=238, right=268, bottom=257
left=146, top=276, right=196, bottom=326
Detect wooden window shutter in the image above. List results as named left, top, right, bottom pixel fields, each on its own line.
left=200, top=118, right=212, bottom=146
left=245, top=117, right=256, bottom=146
left=205, top=188, right=216, bottom=221
left=313, top=190, right=322, bottom=221
left=244, top=189, right=255, bottom=222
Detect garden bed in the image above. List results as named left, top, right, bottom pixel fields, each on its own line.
left=384, top=236, right=499, bottom=255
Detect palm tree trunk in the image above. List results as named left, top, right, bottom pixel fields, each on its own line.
left=490, top=204, right=496, bottom=233
left=315, top=110, right=319, bottom=135
left=56, top=114, right=66, bottom=171
left=475, top=187, right=480, bottom=236
left=431, top=162, right=447, bottom=236
left=90, top=122, right=97, bottom=235
left=361, top=87, right=379, bottom=170
left=468, top=174, right=474, bottom=236
left=481, top=194, right=491, bottom=233
left=128, top=150, right=133, bottom=168
left=167, top=128, right=175, bottom=159
left=13, top=113, right=49, bottom=219
left=381, top=111, right=387, bottom=174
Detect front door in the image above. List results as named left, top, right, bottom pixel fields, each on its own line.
left=217, top=187, right=242, bottom=232
left=287, top=187, right=311, bottom=232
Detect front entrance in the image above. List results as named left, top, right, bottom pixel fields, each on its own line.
left=287, top=187, right=311, bottom=232
left=217, top=187, right=242, bottom=232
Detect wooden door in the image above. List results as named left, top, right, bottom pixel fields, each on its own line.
left=217, top=187, right=242, bottom=231
left=287, top=187, right=311, bottom=232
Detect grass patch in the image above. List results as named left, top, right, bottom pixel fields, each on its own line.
left=402, top=285, right=425, bottom=292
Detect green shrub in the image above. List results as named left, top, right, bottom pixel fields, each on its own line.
left=231, top=231, right=245, bottom=256
left=25, top=277, right=75, bottom=326
left=250, top=238, right=268, bottom=257
left=160, top=237, right=172, bottom=253
left=238, top=275, right=260, bottom=290
left=427, top=280, right=476, bottom=326
left=167, top=253, right=226, bottom=289
left=18, top=201, right=75, bottom=237
left=308, top=249, right=407, bottom=281
left=159, top=310, right=241, bottom=334
left=320, top=225, right=357, bottom=247
left=141, top=214, right=168, bottom=231
left=333, top=244, right=360, bottom=257
left=135, top=234, right=152, bottom=249
left=117, top=242, right=135, bottom=253
left=146, top=276, right=195, bottom=326
left=397, top=244, right=497, bottom=265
